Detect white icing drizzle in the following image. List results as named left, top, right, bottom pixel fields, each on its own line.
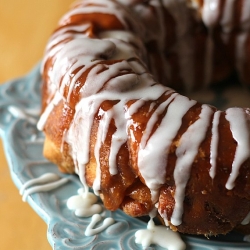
left=21, top=173, right=115, bottom=237
left=8, top=106, right=38, bottom=125
left=210, top=111, right=221, bottom=179
left=125, top=99, right=146, bottom=118
left=64, top=62, right=165, bottom=195
left=171, top=105, right=213, bottom=226
left=135, top=218, right=186, bottom=250
left=107, top=105, right=127, bottom=175
left=241, top=211, right=250, bottom=225
left=139, top=95, right=175, bottom=149
left=137, top=95, right=197, bottom=203
left=66, top=185, right=186, bottom=248
left=20, top=173, right=68, bottom=202
left=225, top=108, right=250, bottom=190
left=66, top=187, right=115, bottom=236
left=37, top=0, right=250, bottom=229
left=92, top=113, right=105, bottom=195
left=67, top=188, right=103, bottom=217
left=85, top=214, right=115, bottom=236
left=202, top=0, right=220, bottom=27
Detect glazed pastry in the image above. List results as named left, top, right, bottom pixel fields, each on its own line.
left=189, top=0, right=250, bottom=86
left=37, top=0, right=250, bottom=235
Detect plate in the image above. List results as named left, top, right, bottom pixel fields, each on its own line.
left=1, top=64, right=250, bottom=250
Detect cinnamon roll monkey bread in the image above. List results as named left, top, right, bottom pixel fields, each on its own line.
left=37, top=0, right=250, bottom=236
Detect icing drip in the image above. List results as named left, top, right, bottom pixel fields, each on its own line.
left=67, top=188, right=102, bottom=217
left=20, top=173, right=69, bottom=202
left=105, top=105, right=127, bottom=175
left=66, top=187, right=116, bottom=238
left=65, top=59, right=165, bottom=194
left=171, top=105, right=213, bottom=226
left=210, top=111, right=221, bottom=179
left=242, top=211, right=250, bottom=225
left=202, top=0, right=220, bottom=27
left=92, top=114, right=105, bottom=194
left=67, top=96, right=103, bottom=189
left=85, top=214, right=115, bottom=236
left=139, top=95, right=175, bottom=149
left=20, top=172, right=188, bottom=248
left=135, top=218, right=186, bottom=250
left=66, top=185, right=185, bottom=249
left=225, top=108, right=250, bottom=190
left=21, top=174, right=116, bottom=237
left=8, top=106, right=39, bottom=125
left=137, top=95, right=197, bottom=203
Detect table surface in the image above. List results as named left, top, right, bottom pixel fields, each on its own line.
left=0, top=1, right=73, bottom=249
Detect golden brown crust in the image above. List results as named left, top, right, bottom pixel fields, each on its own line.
left=43, top=89, right=250, bottom=235
left=43, top=136, right=75, bottom=174
left=39, top=0, right=250, bottom=236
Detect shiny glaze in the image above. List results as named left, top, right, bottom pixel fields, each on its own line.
left=20, top=172, right=185, bottom=249
left=20, top=173, right=69, bottom=201
left=135, top=217, right=186, bottom=250
left=38, top=0, right=250, bottom=230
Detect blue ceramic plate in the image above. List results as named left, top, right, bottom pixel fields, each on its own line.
left=1, top=64, right=250, bottom=250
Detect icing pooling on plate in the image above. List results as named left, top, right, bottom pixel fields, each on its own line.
left=20, top=173, right=69, bottom=201
left=19, top=173, right=185, bottom=249
left=85, top=214, right=115, bottom=237
left=20, top=173, right=116, bottom=238
left=135, top=218, right=186, bottom=250
left=8, top=106, right=39, bottom=125
left=67, top=187, right=103, bottom=217
left=2, top=65, right=250, bottom=249
left=66, top=188, right=116, bottom=236
left=37, top=0, right=250, bottom=229
left=225, top=108, right=250, bottom=190
left=65, top=181, right=185, bottom=248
